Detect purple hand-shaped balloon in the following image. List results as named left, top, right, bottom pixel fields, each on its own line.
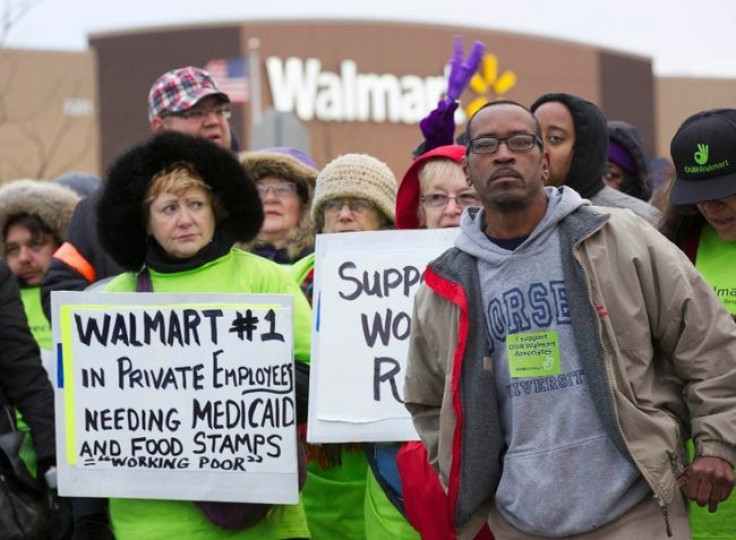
left=419, top=37, right=486, bottom=151
left=445, top=36, right=485, bottom=103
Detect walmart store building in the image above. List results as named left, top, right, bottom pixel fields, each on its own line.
left=2, top=19, right=735, bottom=182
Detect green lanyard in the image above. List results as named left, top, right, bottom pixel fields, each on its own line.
left=695, top=225, right=736, bottom=315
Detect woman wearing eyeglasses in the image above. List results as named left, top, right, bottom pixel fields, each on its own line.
left=239, top=148, right=318, bottom=266
left=367, top=145, right=489, bottom=540
left=396, top=144, right=479, bottom=230
left=291, top=153, right=399, bottom=539
left=291, top=153, right=397, bottom=306
left=311, top=154, right=396, bottom=235
left=96, top=132, right=312, bottom=539
left=358, top=145, right=481, bottom=540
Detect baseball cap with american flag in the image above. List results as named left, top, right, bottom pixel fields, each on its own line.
left=147, top=67, right=230, bottom=122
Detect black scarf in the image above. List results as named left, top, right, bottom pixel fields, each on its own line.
left=144, top=229, right=234, bottom=273
left=251, top=243, right=314, bottom=265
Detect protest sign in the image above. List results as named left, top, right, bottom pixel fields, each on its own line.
left=52, top=291, right=298, bottom=504
left=307, top=228, right=458, bottom=443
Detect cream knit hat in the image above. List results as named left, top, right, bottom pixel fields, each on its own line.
left=311, top=153, right=396, bottom=224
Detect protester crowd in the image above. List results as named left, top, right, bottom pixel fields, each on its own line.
left=0, top=37, right=734, bottom=540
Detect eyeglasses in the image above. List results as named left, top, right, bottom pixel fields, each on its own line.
left=323, top=198, right=374, bottom=214
left=256, top=182, right=298, bottom=198
left=468, top=133, right=541, bottom=155
left=163, top=105, right=232, bottom=122
left=421, top=193, right=480, bottom=209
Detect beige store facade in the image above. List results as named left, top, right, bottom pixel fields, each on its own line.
left=90, top=20, right=656, bottom=177
left=2, top=20, right=735, bottom=183
left=0, top=48, right=98, bottom=183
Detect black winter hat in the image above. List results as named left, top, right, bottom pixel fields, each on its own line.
left=607, top=120, right=652, bottom=201
left=531, top=93, right=608, bottom=199
left=98, top=131, right=264, bottom=271
left=670, top=108, right=736, bottom=205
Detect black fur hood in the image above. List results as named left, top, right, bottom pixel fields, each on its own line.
left=98, top=132, right=263, bottom=271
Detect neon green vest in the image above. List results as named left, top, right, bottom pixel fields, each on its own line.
left=20, top=286, right=52, bottom=351
left=292, top=253, right=368, bottom=538
left=104, top=249, right=311, bottom=539
left=689, top=226, right=736, bottom=538
left=695, top=225, right=736, bottom=315
left=364, top=467, right=419, bottom=540
left=290, top=253, right=315, bottom=289
left=17, top=286, right=52, bottom=478
left=303, top=448, right=368, bottom=539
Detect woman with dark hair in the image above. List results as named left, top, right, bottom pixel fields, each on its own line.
left=0, top=256, right=56, bottom=488
left=661, top=109, right=736, bottom=319
left=0, top=180, right=78, bottom=488
left=95, top=131, right=311, bottom=539
left=661, top=108, right=736, bottom=539
left=0, top=179, right=80, bottom=371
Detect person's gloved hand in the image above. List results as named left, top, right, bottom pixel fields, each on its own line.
left=446, top=36, right=485, bottom=104
left=419, top=99, right=459, bottom=150
left=419, top=37, right=485, bottom=152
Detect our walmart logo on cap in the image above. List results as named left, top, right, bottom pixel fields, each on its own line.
left=684, top=142, right=730, bottom=174
left=694, top=143, right=709, bottom=165
left=465, top=54, right=517, bottom=118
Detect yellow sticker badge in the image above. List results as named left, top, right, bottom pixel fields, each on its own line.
left=506, top=331, right=560, bottom=378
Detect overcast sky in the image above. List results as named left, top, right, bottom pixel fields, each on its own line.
left=6, top=0, right=736, bottom=78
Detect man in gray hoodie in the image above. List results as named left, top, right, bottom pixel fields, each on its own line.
left=404, top=100, right=736, bottom=539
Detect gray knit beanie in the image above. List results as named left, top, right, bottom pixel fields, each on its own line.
left=311, top=153, right=396, bottom=224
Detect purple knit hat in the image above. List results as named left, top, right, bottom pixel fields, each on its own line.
left=608, top=139, right=637, bottom=174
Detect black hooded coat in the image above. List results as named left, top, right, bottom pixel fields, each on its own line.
left=531, top=93, right=660, bottom=225
left=607, top=120, right=652, bottom=201
left=531, top=92, right=609, bottom=199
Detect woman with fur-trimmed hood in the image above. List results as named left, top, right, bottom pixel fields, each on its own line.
left=96, top=132, right=312, bottom=539
left=0, top=179, right=80, bottom=355
left=239, top=148, right=317, bottom=265
left=0, top=178, right=78, bottom=488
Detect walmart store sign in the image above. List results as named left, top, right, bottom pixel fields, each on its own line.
left=266, top=56, right=454, bottom=124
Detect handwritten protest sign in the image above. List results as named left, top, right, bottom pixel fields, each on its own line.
left=52, top=291, right=298, bottom=504
left=308, top=228, right=458, bottom=443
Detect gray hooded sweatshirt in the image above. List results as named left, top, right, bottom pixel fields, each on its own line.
left=455, top=186, right=650, bottom=537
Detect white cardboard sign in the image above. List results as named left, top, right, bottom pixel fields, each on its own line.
left=307, top=228, right=458, bottom=443
left=52, top=291, right=298, bottom=504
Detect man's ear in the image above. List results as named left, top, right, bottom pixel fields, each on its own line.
left=462, top=155, right=473, bottom=187
left=541, top=150, right=551, bottom=184
left=150, top=117, right=166, bottom=133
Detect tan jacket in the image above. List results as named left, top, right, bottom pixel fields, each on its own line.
left=405, top=206, right=736, bottom=539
